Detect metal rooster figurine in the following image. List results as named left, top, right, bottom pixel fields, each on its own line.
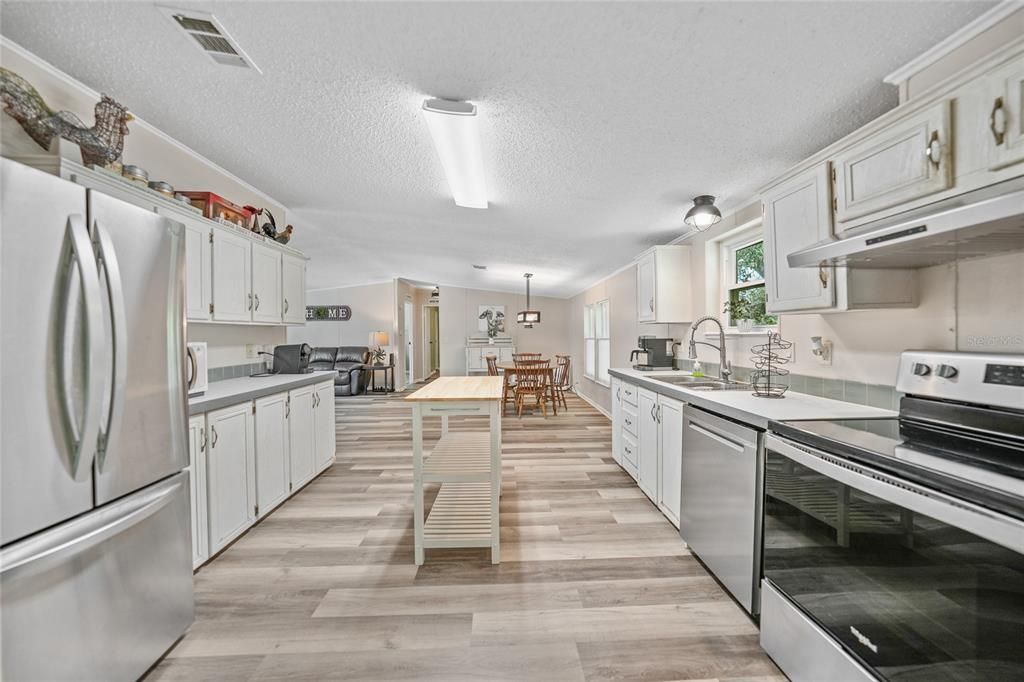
left=244, top=205, right=294, bottom=244
left=1, top=67, right=133, bottom=168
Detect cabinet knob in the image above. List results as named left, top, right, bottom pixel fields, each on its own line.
left=925, top=130, right=942, bottom=170
left=935, top=364, right=958, bottom=379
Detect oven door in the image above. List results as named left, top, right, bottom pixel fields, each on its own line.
left=762, top=434, right=1024, bottom=681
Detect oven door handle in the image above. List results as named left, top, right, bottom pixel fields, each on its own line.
left=765, top=434, right=1024, bottom=554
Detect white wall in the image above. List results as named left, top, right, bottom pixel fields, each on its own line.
left=288, top=281, right=397, bottom=355
left=186, top=324, right=287, bottom=369
left=438, top=285, right=572, bottom=376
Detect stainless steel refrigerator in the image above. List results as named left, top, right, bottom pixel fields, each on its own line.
left=1, top=158, right=194, bottom=680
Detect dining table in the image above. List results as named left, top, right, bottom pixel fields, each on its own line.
left=496, top=361, right=559, bottom=416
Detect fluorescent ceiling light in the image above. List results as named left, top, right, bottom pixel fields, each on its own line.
left=422, top=98, right=488, bottom=209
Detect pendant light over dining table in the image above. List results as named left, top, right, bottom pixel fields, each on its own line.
left=516, top=273, right=540, bottom=328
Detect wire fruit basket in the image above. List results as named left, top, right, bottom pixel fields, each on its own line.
left=750, top=332, right=793, bottom=398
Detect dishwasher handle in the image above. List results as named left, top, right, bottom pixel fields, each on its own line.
left=687, top=420, right=746, bottom=453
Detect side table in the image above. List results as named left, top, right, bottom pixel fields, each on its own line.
left=368, top=364, right=395, bottom=393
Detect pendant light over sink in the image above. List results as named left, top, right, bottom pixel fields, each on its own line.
left=516, top=273, right=540, bottom=328
left=684, top=195, right=722, bottom=231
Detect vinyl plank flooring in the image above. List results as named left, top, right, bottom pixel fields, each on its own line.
left=149, top=387, right=779, bottom=681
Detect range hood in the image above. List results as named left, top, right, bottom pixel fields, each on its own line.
left=787, top=177, right=1024, bottom=269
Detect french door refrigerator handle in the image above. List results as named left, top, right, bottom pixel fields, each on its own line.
left=0, top=476, right=181, bottom=579
left=92, top=221, right=128, bottom=472
left=766, top=434, right=1024, bottom=553
left=59, top=215, right=106, bottom=482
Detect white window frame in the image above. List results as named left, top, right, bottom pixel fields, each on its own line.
left=720, top=228, right=777, bottom=332
left=584, top=299, right=611, bottom=387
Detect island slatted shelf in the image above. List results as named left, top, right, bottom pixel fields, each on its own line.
left=406, top=377, right=503, bottom=565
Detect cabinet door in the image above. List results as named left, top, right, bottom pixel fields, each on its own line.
left=183, top=221, right=212, bottom=321
left=282, top=254, right=307, bottom=324
left=288, top=386, right=316, bottom=488
left=206, top=403, right=255, bottom=552
left=499, top=347, right=514, bottom=363
left=657, top=397, right=684, bottom=528
left=251, top=243, right=282, bottom=323
left=763, top=163, right=836, bottom=313
left=636, top=253, right=656, bottom=322
left=466, top=347, right=484, bottom=372
left=212, top=228, right=252, bottom=322
left=832, top=100, right=952, bottom=225
left=314, top=382, right=336, bottom=471
left=637, top=388, right=659, bottom=501
left=187, top=415, right=209, bottom=568
left=254, top=393, right=290, bottom=518
left=610, top=378, right=623, bottom=465
left=988, top=53, right=1024, bottom=170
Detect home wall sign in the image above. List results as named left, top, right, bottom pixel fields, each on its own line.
left=306, top=305, right=352, bottom=321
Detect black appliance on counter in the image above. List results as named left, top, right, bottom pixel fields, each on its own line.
left=761, top=350, right=1024, bottom=682
left=272, top=343, right=313, bottom=374
left=629, top=335, right=675, bottom=371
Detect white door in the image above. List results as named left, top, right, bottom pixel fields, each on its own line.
left=254, top=393, right=290, bottom=518
left=251, top=243, right=282, bottom=323
left=636, top=253, right=656, bottom=322
left=404, top=301, right=414, bottom=386
left=187, top=414, right=209, bottom=568
left=637, top=388, right=659, bottom=501
left=183, top=220, right=212, bottom=321
left=289, top=386, right=316, bottom=488
left=763, top=163, right=836, bottom=313
left=281, top=254, right=307, bottom=324
left=206, top=402, right=255, bottom=552
left=212, top=227, right=252, bottom=322
left=314, top=381, right=336, bottom=471
left=988, top=53, right=1024, bottom=171
left=657, top=396, right=684, bottom=528
left=832, top=100, right=952, bottom=226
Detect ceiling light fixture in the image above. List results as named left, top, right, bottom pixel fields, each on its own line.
left=516, top=273, right=540, bottom=328
left=684, top=195, right=722, bottom=231
left=421, top=98, right=487, bottom=209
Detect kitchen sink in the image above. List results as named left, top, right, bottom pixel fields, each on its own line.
left=653, top=376, right=751, bottom=391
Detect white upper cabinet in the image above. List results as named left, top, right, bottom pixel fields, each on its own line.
left=635, top=245, right=692, bottom=324
left=832, top=100, right=953, bottom=228
left=988, top=52, right=1024, bottom=171
left=251, top=243, right=282, bottom=323
left=183, top=219, right=212, bottom=322
left=282, top=254, right=307, bottom=324
left=763, top=163, right=836, bottom=313
left=212, top=228, right=253, bottom=322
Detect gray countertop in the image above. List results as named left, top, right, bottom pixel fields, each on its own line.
left=609, top=368, right=895, bottom=429
left=188, top=370, right=337, bottom=415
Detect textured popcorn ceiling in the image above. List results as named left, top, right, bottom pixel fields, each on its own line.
left=0, top=2, right=992, bottom=297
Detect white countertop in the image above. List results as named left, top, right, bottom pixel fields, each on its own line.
left=188, top=370, right=337, bottom=415
left=609, top=368, right=895, bottom=429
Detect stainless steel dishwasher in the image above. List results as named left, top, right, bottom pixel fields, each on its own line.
left=680, top=405, right=764, bottom=615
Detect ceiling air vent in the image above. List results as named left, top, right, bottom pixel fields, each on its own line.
left=158, top=6, right=261, bottom=73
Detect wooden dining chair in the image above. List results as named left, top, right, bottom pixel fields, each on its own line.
left=514, top=361, right=550, bottom=417
left=553, top=355, right=572, bottom=409
left=485, top=355, right=499, bottom=376
left=512, top=352, right=541, bottom=362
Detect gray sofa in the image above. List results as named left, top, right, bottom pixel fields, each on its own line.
left=309, top=346, right=371, bottom=396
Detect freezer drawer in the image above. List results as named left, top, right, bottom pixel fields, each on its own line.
left=1, top=473, right=194, bottom=680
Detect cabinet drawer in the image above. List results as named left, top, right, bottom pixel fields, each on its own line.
left=621, top=403, right=638, bottom=438
left=620, top=382, right=639, bottom=407
left=621, top=431, right=639, bottom=469
left=833, top=100, right=952, bottom=227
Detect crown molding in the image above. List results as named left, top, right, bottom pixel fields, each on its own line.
left=883, top=1, right=1023, bottom=86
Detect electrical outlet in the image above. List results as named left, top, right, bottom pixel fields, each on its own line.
left=245, top=344, right=256, bottom=359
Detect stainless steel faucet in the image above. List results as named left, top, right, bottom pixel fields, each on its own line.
left=687, top=315, right=732, bottom=382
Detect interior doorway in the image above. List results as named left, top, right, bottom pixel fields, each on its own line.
left=422, top=305, right=440, bottom=379
left=404, top=300, right=414, bottom=386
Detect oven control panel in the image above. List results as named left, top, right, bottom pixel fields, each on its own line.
left=897, top=350, right=1023, bottom=410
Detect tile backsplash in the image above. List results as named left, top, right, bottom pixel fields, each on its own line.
left=695, top=362, right=900, bottom=410
left=208, top=362, right=270, bottom=382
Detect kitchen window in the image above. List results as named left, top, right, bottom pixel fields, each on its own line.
left=584, top=299, right=610, bottom=386
left=721, top=229, right=777, bottom=330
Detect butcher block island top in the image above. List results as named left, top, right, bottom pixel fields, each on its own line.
left=407, top=376, right=503, bottom=565
left=405, top=376, right=503, bottom=401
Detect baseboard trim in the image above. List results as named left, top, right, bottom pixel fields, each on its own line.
left=576, top=389, right=611, bottom=419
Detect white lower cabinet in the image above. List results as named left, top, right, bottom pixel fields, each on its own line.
left=187, top=414, right=209, bottom=569
left=288, top=385, right=317, bottom=488
left=657, top=396, right=684, bottom=527
left=612, top=379, right=684, bottom=528
left=206, top=402, right=256, bottom=554
left=255, top=393, right=291, bottom=519
left=314, top=381, right=336, bottom=471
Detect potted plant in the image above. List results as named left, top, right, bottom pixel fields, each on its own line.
left=723, top=300, right=755, bottom=332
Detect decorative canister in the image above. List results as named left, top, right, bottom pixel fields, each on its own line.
left=121, top=164, right=149, bottom=187
left=148, top=180, right=175, bottom=198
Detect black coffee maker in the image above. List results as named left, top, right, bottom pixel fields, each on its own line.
left=629, top=336, right=675, bottom=371
left=272, top=343, right=313, bottom=373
